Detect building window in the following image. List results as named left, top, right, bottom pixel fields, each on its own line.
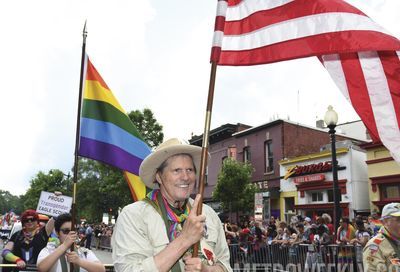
left=264, top=141, right=273, bottom=172
left=311, top=192, right=323, bottom=202
left=381, top=184, right=400, bottom=199
left=243, top=146, right=251, bottom=163
left=228, top=146, right=237, bottom=160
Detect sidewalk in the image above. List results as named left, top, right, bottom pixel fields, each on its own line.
left=91, top=248, right=113, bottom=265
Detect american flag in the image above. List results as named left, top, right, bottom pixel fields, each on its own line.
left=211, top=0, right=400, bottom=161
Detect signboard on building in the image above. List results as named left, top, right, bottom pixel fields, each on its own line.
left=284, top=161, right=345, bottom=179
left=293, top=174, right=325, bottom=184
left=254, top=192, right=264, bottom=221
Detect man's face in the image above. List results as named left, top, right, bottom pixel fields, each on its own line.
left=157, top=154, right=196, bottom=206
left=57, top=222, right=72, bottom=243
left=384, top=216, right=400, bottom=238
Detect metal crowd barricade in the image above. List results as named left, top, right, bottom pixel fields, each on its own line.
left=228, top=242, right=364, bottom=271
left=0, top=263, right=115, bottom=271
left=94, top=234, right=112, bottom=251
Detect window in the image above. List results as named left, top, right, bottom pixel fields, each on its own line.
left=381, top=184, right=400, bottom=199
left=228, top=146, right=237, bottom=160
left=311, top=192, right=323, bottom=202
left=243, top=146, right=251, bottom=162
left=264, top=141, right=274, bottom=172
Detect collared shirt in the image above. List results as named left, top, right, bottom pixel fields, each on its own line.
left=112, top=199, right=232, bottom=272
left=363, top=231, right=400, bottom=272
left=37, top=242, right=100, bottom=272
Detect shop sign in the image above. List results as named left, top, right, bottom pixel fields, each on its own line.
left=293, top=174, right=325, bottom=184
left=284, top=161, right=345, bottom=179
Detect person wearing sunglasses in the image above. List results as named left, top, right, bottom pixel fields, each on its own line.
left=1, top=209, right=55, bottom=271
left=37, top=213, right=105, bottom=272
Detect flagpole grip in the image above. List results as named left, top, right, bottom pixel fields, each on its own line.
left=192, top=62, right=218, bottom=257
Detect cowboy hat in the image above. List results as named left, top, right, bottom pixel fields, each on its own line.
left=139, top=138, right=203, bottom=189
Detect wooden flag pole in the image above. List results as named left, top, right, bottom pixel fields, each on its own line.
left=70, top=21, right=87, bottom=267
left=192, top=61, right=218, bottom=257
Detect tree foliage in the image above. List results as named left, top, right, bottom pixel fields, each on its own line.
left=128, top=108, right=164, bottom=148
left=21, top=169, right=72, bottom=211
left=212, top=158, right=258, bottom=219
left=0, top=190, right=23, bottom=214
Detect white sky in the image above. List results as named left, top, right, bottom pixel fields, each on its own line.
left=0, top=0, right=398, bottom=196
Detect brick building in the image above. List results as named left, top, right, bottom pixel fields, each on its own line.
left=190, top=119, right=363, bottom=219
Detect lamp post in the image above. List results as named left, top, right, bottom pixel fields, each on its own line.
left=324, top=105, right=341, bottom=233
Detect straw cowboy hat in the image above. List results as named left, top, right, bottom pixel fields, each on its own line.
left=139, top=138, right=203, bottom=189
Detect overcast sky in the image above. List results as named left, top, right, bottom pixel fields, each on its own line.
left=0, top=0, right=398, bottom=196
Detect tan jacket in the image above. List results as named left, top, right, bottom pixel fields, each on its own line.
left=111, top=199, right=232, bottom=272
left=363, top=232, right=400, bottom=272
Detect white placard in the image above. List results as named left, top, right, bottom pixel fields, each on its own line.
left=36, top=191, right=72, bottom=217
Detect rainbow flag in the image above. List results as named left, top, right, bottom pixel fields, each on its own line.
left=78, top=56, right=151, bottom=201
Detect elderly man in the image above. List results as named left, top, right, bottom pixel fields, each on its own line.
left=363, top=203, right=400, bottom=271
left=112, top=138, right=231, bottom=272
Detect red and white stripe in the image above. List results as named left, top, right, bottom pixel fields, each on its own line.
left=210, top=0, right=400, bottom=161
left=211, top=0, right=400, bottom=65
left=322, top=51, right=400, bottom=160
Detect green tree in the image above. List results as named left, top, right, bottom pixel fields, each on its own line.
left=128, top=108, right=164, bottom=148
left=0, top=190, right=23, bottom=214
left=212, top=158, right=258, bottom=222
left=21, top=169, right=71, bottom=211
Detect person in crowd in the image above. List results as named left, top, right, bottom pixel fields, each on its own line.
left=37, top=213, right=105, bottom=272
left=94, top=225, right=102, bottom=250
left=303, top=217, right=312, bottom=232
left=224, top=223, right=239, bottom=245
left=351, top=218, right=371, bottom=247
left=112, top=138, right=232, bottom=271
left=292, top=223, right=307, bottom=245
left=336, top=217, right=356, bottom=245
left=315, top=225, right=332, bottom=246
left=85, top=224, right=93, bottom=249
left=363, top=203, right=400, bottom=271
left=316, top=216, right=329, bottom=234
left=336, top=217, right=356, bottom=268
left=265, top=225, right=277, bottom=244
left=321, top=213, right=334, bottom=235
left=1, top=209, right=55, bottom=271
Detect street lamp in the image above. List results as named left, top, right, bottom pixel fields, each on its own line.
left=324, top=105, right=341, bottom=233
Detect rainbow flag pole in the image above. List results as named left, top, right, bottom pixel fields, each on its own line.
left=70, top=20, right=87, bottom=271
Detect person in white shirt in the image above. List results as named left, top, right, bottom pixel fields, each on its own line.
left=37, top=213, right=105, bottom=272
left=112, top=138, right=231, bottom=272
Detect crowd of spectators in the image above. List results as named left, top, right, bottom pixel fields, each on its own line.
left=224, top=213, right=380, bottom=248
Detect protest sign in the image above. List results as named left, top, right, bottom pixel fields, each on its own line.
left=36, top=191, right=72, bottom=217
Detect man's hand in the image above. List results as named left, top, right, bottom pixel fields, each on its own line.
left=66, top=251, right=81, bottom=265
left=62, top=231, right=78, bottom=249
left=180, top=194, right=206, bottom=246
left=16, top=259, right=26, bottom=269
left=183, top=256, right=203, bottom=272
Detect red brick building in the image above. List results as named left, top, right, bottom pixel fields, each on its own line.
left=190, top=119, right=362, bottom=219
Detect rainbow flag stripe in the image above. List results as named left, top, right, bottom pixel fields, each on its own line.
left=78, top=56, right=151, bottom=201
